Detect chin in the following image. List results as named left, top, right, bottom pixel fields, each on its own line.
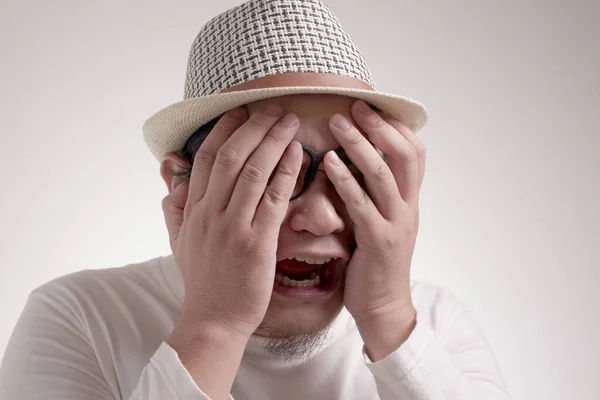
left=255, top=289, right=344, bottom=338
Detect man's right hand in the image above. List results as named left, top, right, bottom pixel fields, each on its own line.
left=163, top=104, right=301, bottom=339
left=160, top=104, right=301, bottom=399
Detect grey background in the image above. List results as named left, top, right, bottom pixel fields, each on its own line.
left=0, top=0, right=598, bottom=399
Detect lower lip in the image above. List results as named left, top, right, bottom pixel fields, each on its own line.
left=272, top=264, right=343, bottom=301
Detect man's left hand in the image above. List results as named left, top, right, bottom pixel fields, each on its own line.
left=325, top=100, right=427, bottom=361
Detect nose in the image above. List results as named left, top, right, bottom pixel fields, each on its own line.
left=287, top=176, right=346, bottom=236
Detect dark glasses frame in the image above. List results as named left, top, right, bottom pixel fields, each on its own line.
left=290, top=144, right=348, bottom=200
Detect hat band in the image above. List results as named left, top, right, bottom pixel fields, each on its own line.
left=219, top=72, right=375, bottom=94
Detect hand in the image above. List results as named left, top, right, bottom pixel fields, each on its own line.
left=162, top=104, right=302, bottom=340
left=325, top=100, right=426, bottom=360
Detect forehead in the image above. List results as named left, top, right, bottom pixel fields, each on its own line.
left=245, top=94, right=359, bottom=151
left=246, top=94, right=356, bottom=113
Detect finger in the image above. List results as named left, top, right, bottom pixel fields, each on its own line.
left=187, top=107, right=249, bottom=206
left=324, top=150, right=382, bottom=228
left=162, top=179, right=190, bottom=251
left=382, top=115, right=427, bottom=192
left=205, top=104, right=285, bottom=209
left=227, top=113, right=300, bottom=222
left=351, top=100, right=420, bottom=205
left=254, top=141, right=303, bottom=232
left=328, top=112, right=401, bottom=220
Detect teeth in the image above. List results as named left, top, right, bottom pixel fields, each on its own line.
left=276, top=272, right=320, bottom=288
left=288, top=256, right=334, bottom=265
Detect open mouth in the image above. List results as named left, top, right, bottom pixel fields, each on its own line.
left=274, top=256, right=342, bottom=291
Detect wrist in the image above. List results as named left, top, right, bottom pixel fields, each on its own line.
left=356, top=304, right=417, bottom=362
left=172, top=308, right=252, bottom=342
left=168, top=317, right=250, bottom=353
left=167, top=314, right=250, bottom=400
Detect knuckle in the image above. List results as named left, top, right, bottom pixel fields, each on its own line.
left=346, top=129, right=364, bottom=145
left=353, top=189, right=371, bottom=208
left=241, top=162, right=267, bottom=183
left=195, top=148, right=216, bottom=166
left=264, top=183, right=288, bottom=205
left=276, top=160, right=297, bottom=179
left=372, top=162, right=392, bottom=182
left=201, top=213, right=213, bottom=234
left=231, top=227, right=253, bottom=247
left=189, top=206, right=211, bottom=230
left=216, top=146, right=241, bottom=166
left=339, top=168, right=355, bottom=184
left=405, top=146, right=419, bottom=162
left=367, top=114, right=386, bottom=129
left=382, top=233, right=397, bottom=250
left=366, top=223, right=385, bottom=242
left=386, top=117, right=410, bottom=134
left=264, top=129, right=286, bottom=144
left=246, top=114, right=270, bottom=131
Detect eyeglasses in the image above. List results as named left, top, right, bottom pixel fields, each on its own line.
left=291, top=144, right=357, bottom=200
left=182, top=108, right=381, bottom=200
left=183, top=138, right=362, bottom=201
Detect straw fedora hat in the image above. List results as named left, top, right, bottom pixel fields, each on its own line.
left=142, top=0, right=427, bottom=162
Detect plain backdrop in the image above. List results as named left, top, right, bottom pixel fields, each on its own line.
left=1, top=0, right=598, bottom=399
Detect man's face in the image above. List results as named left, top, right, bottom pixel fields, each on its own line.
left=163, top=92, right=377, bottom=344
left=245, top=94, right=360, bottom=339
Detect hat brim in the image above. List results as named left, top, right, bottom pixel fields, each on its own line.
left=142, top=86, right=428, bottom=162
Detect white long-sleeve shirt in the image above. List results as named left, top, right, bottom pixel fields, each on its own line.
left=0, top=255, right=510, bottom=399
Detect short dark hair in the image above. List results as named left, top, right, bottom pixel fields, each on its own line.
left=170, top=114, right=224, bottom=183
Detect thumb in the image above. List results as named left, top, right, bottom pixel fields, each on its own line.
left=162, top=180, right=190, bottom=251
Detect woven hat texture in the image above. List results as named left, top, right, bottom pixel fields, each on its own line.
left=143, top=0, right=427, bottom=162
left=185, top=0, right=376, bottom=98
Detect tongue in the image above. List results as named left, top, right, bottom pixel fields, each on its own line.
left=276, top=259, right=320, bottom=277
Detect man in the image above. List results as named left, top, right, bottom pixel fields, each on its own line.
left=0, top=0, right=510, bottom=399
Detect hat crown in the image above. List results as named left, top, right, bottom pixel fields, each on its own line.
left=184, top=0, right=376, bottom=98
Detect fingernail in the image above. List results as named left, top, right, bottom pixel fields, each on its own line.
left=266, top=103, right=284, bottom=117
left=288, top=141, right=301, bottom=156
left=327, top=150, right=342, bottom=166
left=332, top=114, right=351, bottom=130
left=355, top=100, right=373, bottom=115
left=228, top=107, right=247, bottom=119
left=279, top=113, right=298, bottom=127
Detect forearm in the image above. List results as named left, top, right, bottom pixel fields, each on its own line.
left=358, top=286, right=510, bottom=400
left=167, top=317, right=249, bottom=400
left=364, top=324, right=510, bottom=400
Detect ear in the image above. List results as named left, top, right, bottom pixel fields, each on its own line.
left=160, top=152, right=191, bottom=193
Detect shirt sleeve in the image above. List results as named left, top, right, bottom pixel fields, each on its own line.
left=0, top=285, right=215, bottom=400
left=363, top=285, right=511, bottom=400
left=128, top=342, right=216, bottom=399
